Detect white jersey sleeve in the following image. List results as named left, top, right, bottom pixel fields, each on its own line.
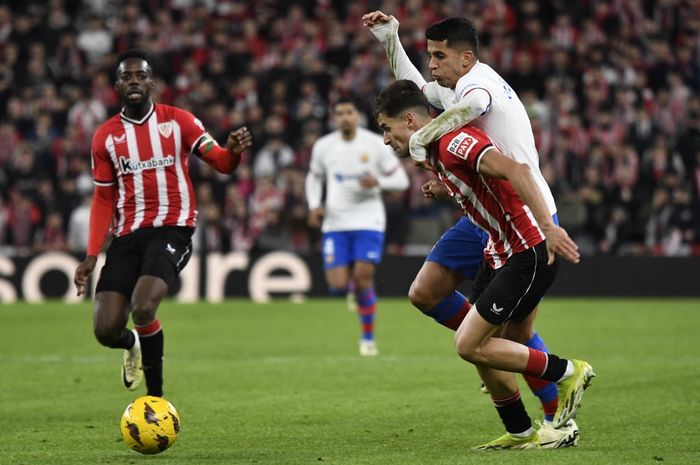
left=421, top=82, right=446, bottom=110
left=305, top=140, right=325, bottom=210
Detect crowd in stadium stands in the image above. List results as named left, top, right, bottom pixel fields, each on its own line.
left=0, top=0, right=699, bottom=257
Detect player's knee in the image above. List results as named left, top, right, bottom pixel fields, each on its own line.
left=454, top=333, right=481, bottom=363
left=408, top=280, right=435, bottom=310
left=327, top=287, right=347, bottom=297
left=352, top=275, right=373, bottom=291
left=130, top=297, right=159, bottom=323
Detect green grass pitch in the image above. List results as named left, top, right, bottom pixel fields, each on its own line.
left=1, top=298, right=699, bottom=465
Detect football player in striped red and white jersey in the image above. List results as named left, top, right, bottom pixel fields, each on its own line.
left=74, top=49, right=252, bottom=398
left=375, top=80, right=595, bottom=450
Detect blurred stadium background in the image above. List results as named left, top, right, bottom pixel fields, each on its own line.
left=1, top=0, right=699, bottom=262
left=1, top=2, right=700, bottom=464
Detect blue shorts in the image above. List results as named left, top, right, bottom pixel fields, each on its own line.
left=321, top=230, right=385, bottom=269
left=426, top=214, right=559, bottom=280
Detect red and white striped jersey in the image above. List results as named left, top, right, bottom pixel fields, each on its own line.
left=431, top=125, right=545, bottom=269
left=91, top=103, right=207, bottom=237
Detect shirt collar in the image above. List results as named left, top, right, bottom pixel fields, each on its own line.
left=120, top=102, right=155, bottom=125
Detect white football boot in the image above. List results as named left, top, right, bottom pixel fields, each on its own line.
left=359, top=340, right=378, bottom=357
left=121, top=329, right=143, bottom=390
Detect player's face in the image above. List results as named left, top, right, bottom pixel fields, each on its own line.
left=377, top=113, right=411, bottom=158
left=115, top=58, right=154, bottom=107
left=334, top=103, right=359, bottom=132
left=427, top=40, right=471, bottom=89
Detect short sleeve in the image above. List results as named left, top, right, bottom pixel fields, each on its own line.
left=91, top=130, right=116, bottom=186
left=174, top=108, right=208, bottom=154
left=442, top=127, right=494, bottom=173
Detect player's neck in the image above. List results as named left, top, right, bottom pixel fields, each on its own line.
left=340, top=128, right=356, bottom=141
left=454, top=60, right=478, bottom=89
left=122, top=100, right=154, bottom=120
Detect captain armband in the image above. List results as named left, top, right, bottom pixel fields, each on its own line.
left=193, top=133, right=220, bottom=158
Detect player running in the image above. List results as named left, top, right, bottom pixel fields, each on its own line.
left=73, top=49, right=252, bottom=397
left=375, top=80, right=595, bottom=450
left=305, top=97, right=409, bottom=356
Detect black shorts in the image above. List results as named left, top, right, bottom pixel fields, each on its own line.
left=95, top=226, right=194, bottom=298
left=470, top=241, right=558, bottom=326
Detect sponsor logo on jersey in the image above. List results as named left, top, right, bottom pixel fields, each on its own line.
left=447, top=132, right=478, bottom=160
left=158, top=122, right=173, bottom=138
left=360, top=153, right=369, bottom=163
left=118, top=155, right=175, bottom=174
left=334, top=172, right=367, bottom=182
left=113, top=134, right=127, bottom=144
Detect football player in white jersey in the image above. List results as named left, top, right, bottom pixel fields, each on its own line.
left=363, top=12, right=579, bottom=443
left=305, top=97, right=409, bottom=356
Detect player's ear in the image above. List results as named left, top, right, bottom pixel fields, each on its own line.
left=405, top=112, right=415, bottom=130
left=462, top=50, right=474, bottom=68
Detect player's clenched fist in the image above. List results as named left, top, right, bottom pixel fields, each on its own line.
left=362, top=10, right=393, bottom=27
left=421, top=179, right=450, bottom=199
left=227, top=126, right=252, bottom=154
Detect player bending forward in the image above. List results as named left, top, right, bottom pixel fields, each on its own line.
left=375, top=80, right=595, bottom=450
left=364, top=12, right=577, bottom=441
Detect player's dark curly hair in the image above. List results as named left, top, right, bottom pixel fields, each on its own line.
left=373, top=80, right=430, bottom=119
left=425, top=17, right=479, bottom=56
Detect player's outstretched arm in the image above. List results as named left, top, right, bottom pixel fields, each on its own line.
left=196, top=127, right=252, bottom=174
left=362, top=11, right=427, bottom=89
left=479, top=150, right=580, bottom=265
left=409, top=89, right=491, bottom=163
